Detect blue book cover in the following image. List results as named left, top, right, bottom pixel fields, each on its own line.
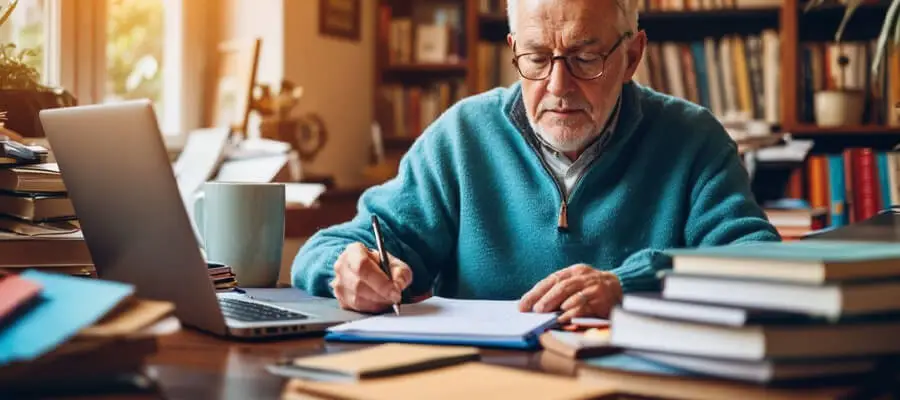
left=877, top=152, right=892, bottom=210
left=689, top=42, right=709, bottom=109
left=0, top=271, right=134, bottom=366
left=663, top=240, right=900, bottom=262
left=828, top=153, right=848, bottom=227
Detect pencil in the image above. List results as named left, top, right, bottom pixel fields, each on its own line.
left=371, top=215, right=400, bottom=315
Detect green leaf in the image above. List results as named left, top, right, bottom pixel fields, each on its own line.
left=804, top=0, right=826, bottom=13
left=835, top=0, right=864, bottom=43
left=872, top=0, right=900, bottom=76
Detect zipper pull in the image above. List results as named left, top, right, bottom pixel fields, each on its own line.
left=557, top=201, right=569, bottom=231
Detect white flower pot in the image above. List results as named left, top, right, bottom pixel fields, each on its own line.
left=814, top=90, right=866, bottom=127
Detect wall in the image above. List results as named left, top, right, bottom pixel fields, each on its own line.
left=219, top=0, right=374, bottom=188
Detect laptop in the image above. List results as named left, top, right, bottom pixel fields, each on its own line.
left=39, top=99, right=362, bottom=338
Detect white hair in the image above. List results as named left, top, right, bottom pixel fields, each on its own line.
left=507, top=0, right=639, bottom=35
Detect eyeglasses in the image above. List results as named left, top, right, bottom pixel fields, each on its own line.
left=511, top=31, right=633, bottom=81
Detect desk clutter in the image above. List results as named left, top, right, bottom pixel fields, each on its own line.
left=0, top=270, right=180, bottom=395
left=275, top=343, right=611, bottom=400
left=0, top=138, right=92, bottom=277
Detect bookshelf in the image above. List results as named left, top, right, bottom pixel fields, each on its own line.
left=372, top=0, right=900, bottom=232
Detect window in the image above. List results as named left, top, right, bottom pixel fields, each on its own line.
left=0, top=0, right=200, bottom=135
left=0, top=0, right=46, bottom=83
left=106, top=0, right=181, bottom=133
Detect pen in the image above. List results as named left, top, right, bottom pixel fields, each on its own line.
left=371, top=215, right=400, bottom=316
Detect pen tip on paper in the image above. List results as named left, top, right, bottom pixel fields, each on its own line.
left=393, top=304, right=400, bottom=316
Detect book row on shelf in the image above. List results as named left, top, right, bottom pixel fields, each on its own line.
left=378, top=80, right=469, bottom=139
left=798, top=39, right=900, bottom=127
left=380, top=2, right=466, bottom=66
left=785, top=148, right=898, bottom=231
left=639, top=0, right=780, bottom=12
left=633, top=30, right=781, bottom=132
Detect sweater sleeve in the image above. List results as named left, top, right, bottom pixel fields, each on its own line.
left=290, top=123, right=460, bottom=299
left=610, top=131, right=781, bottom=293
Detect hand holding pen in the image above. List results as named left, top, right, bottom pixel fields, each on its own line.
left=329, top=216, right=412, bottom=314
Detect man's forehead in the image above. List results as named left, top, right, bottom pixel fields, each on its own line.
left=513, top=0, right=620, bottom=41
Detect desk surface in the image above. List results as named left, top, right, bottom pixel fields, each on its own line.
left=140, top=330, right=574, bottom=400
left=56, top=328, right=894, bottom=400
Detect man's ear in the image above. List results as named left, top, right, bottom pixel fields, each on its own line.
left=507, top=33, right=514, bottom=48
left=622, top=30, right=647, bottom=83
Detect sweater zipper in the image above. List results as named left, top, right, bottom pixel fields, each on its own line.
left=524, top=144, right=571, bottom=231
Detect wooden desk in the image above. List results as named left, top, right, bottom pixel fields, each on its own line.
left=134, top=330, right=575, bottom=399
left=54, top=328, right=895, bottom=399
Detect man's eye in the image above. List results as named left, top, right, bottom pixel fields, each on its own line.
left=525, top=54, right=550, bottom=64
left=576, top=54, right=602, bottom=63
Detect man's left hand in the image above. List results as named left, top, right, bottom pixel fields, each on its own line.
left=518, top=264, right=623, bottom=323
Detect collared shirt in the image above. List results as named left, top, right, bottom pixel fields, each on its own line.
left=511, top=94, right=622, bottom=197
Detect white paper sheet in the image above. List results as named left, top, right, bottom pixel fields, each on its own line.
left=328, top=297, right=557, bottom=338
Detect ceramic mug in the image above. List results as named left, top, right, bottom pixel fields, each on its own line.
left=194, top=182, right=285, bottom=287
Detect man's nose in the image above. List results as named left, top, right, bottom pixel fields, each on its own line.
left=546, top=58, right=574, bottom=96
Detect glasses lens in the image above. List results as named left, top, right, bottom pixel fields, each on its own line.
left=570, top=58, right=605, bottom=79
left=517, top=55, right=550, bottom=79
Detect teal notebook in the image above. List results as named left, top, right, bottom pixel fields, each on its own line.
left=664, top=240, right=900, bottom=263
left=325, top=297, right=558, bottom=350
left=0, top=271, right=134, bottom=366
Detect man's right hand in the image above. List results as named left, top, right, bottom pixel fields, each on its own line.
left=330, top=242, right=413, bottom=313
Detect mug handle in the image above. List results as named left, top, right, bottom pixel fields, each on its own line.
left=192, top=191, right=206, bottom=249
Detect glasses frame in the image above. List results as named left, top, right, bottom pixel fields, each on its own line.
left=511, top=31, right=634, bottom=81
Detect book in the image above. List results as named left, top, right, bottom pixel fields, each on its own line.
left=578, top=353, right=882, bottom=400
left=662, top=273, right=900, bottom=319
left=626, top=350, right=878, bottom=384
left=539, top=329, right=619, bottom=359
left=266, top=343, right=479, bottom=382
left=0, top=163, right=65, bottom=193
left=284, top=361, right=612, bottom=400
left=608, top=307, right=900, bottom=361
left=663, top=240, right=900, bottom=284
left=324, top=297, right=558, bottom=349
left=621, top=293, right=815, bottom=327
left=0, top=273, right=42, bottom=322
left=0, top=270, right=134, bottom=366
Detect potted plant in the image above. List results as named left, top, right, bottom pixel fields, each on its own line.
left=0, top=0, right=75, bottom=138
left=803, top=0, right=883, bottom=126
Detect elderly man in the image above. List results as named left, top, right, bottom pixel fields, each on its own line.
left=292, top=0, right=780, bottom=321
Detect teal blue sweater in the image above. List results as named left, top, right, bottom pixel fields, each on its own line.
left=292, top=82, right=780, bottom=300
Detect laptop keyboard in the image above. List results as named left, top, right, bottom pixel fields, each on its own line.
left=218, top=298, right=309, bottom=322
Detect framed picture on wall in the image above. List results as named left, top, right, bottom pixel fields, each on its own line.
left=319, top=0, right=361, bottom=41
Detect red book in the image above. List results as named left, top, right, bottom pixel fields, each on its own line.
left=854, top=148, right=882, bottom=221
left=0, top=273, right=42, bottom=322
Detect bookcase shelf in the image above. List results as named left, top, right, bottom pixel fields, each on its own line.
left=638, top=8, right=780, bottom=41
left=787, top=124, right=900, bottom=135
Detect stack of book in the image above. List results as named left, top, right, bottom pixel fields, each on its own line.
left=208, top=262, right=239, bottom=292
left=0, top=270, right=179, bottom=396
left=0, top=139, right=91, bottom=276
left=603, top=240, right=900, bottom=386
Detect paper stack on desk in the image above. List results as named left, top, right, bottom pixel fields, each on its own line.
left=595, top=240, right=900, bottom=387
left=0, top=270, right=180, bottom=395
left=277, top=343, right=612, bottom=400
left=323, top=296, right=558, bottom=350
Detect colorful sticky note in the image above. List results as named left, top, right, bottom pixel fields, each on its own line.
left=0, top=270, right=134, bottom=366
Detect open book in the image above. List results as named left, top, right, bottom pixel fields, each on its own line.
left=325, top=297, right=558, bottom=349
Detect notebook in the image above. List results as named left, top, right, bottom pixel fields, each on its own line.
left=0, top=270, right=134, bottom=366
left=325, top=297, right=558, bottom=349
left=284, top=361, right=614, bottom=400
left=266, top=343, right=480, bottom=382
